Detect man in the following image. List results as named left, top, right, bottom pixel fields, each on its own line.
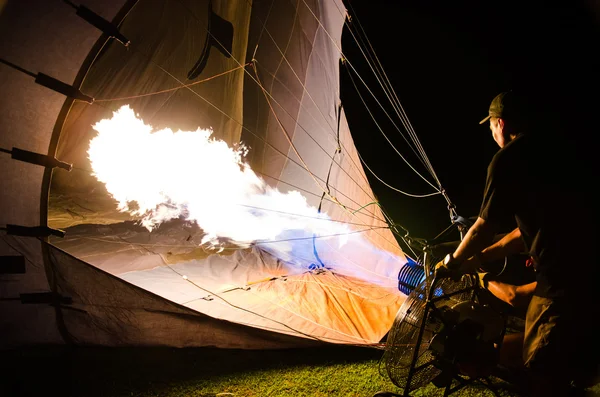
left=436, top=91, right=598, bottom=396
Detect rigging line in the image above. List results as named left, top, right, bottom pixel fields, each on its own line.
left=254, top=170, right=382, bottom=221
left=94, top=63, right=250, bottom=102
left=247, top=60, right=377, bottom=206
left=318, top=104, right=343, bottom=215
left=346, top=69, right=440, bottom=192
left=302, top=0, right=447, bottom=203
left=344, top=19, right=443, bottom=190
left=21, top=292, right=358, bottom=347
left=340, top=149, right=423, bottom=240
left=377, top=210, right=422, bottom=260
left=359, top=199, right=409, bottom=241
left=341, top=1, right=438, bottom=182
left=357, top=150, right=440, bottom=198
left=252, top=63, right=368, bottom=224
left=262, top=1, right=388, bottom=190
left=342, top=19, right=424, bottom=166
left=388, top=225, right=424, bottom=260
left=380, top=208, right=410, bottom=239
left=342, top=9, right=433, bottom=174
left=343, top=60, right=440, bottom=189
left=253, top=12, right=338, bottom=143
left=252, top=0, right=301, bottom=179
left=75, top=27, right=112, bottom=94
left=263, top=0, right=301, bottom=118
left=341, top=23, right=444, bottom=191
left=254, top=0, right=277, bottom=49
left=347, top=201, right=415, bottom=265
left=299, top=0, right=426, bottom=168
left=340, top=37, right=438, bottom=185
left=252, top=61, right=380, bottom=206
left=276, top=0, right=441, bottom=198
left=114, top=226, right=320, bottom=278
left=351, top=200, right=379, bottom=215
left=353, top=199, right=415, bottom=247
left=74, top=245, right=145, bottom=260
left=253, top=62, right=372, bottom=189
left=330, top=0, right=348, bottom=20
left=344, top=198, right=416, bottom=264
left=246, top=73, right=397, bottom=253
left=398, top=235, right=422, bottom=265
left=253, top=64, right=401, bottom=251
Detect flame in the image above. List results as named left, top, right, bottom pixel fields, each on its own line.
left=88, top=105, right=351, bottom=255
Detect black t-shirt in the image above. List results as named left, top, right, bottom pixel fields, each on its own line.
left=479, top=133, right=596, bottom=298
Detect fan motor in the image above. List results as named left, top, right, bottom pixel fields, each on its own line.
left=429, top=300, right=505, bottom=378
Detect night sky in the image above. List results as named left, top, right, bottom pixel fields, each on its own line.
left=339, top=0, right=599, bottom=240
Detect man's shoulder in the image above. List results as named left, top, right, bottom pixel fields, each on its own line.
left=496, top=133, right=560, bottom=163
left=489, top=136, right=527, bottom=168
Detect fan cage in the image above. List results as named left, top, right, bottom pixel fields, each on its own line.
left=381, top=274, right=476, bottom=392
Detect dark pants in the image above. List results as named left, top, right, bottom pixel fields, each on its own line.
left=524, top=295, right=600, bottom=392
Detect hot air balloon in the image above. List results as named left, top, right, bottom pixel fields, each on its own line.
left=1, top=0, right=418, bottom=349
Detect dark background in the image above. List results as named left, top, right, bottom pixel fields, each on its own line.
left=340, top=0, right=599, bottom=241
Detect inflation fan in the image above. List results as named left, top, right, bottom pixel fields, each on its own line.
left=378, top=228, right=510, bottom=396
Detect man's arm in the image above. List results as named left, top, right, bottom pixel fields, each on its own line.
left=487, top=280, right=536, bottom=308
left=482, top=227, right=524, bottom=260
left=461, top=227, right=525, bottom=273
left=444, top=216, right=497, bottom=270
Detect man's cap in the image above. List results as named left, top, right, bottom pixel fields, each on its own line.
left=479, top=91, right=524, bottom=124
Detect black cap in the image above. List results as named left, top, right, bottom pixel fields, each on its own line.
left=479, top=91, right=524, bottom=124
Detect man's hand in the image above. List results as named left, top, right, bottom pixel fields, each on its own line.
left=435, top=253, right=481, bottom=280
left=434, top=259, right=454, bottom=279
left=434, top=253, right=461, bottom=280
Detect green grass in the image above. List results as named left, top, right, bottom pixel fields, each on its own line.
left=1, top=345, right=598, bottom=397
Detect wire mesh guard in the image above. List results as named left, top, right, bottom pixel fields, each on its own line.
left=381, top=275, right=476, bottom=393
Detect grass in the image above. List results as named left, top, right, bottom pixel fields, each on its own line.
left=2, top=344, right=598, bottom=397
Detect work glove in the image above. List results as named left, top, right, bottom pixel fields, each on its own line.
left=435, top=254, right=488, bottom=287
left=434, top=254, right=463, bottom=280
left=434, top=253, right=481, bottom=280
